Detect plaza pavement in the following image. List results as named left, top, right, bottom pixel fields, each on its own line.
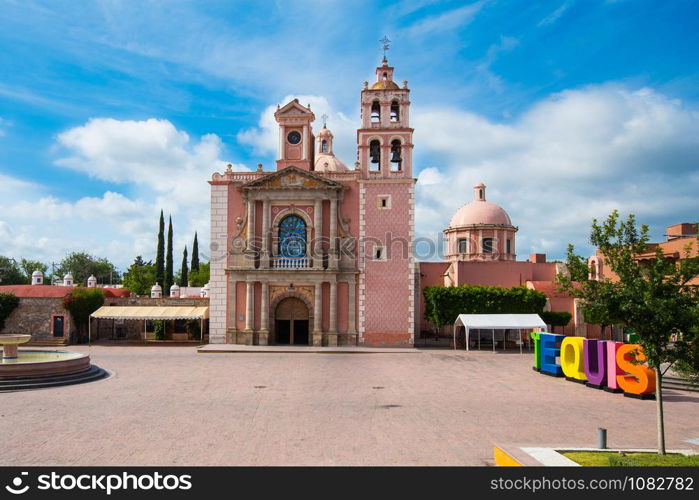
left=2, top=345, right=698, bottom=466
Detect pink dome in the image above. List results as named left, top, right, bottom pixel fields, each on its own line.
left=449, top=183, right=512, bottom=227
left=317, top=126, right=332, bottom=138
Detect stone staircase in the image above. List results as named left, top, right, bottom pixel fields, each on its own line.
left=662, top=375, right=699, bottom=393
left=25, top=337, right=70, bottom=347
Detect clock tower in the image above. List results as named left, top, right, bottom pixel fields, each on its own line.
left=274, top=98, right=316, bottom=171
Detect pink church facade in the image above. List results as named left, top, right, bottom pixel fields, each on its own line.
left=207, top=58, right=417, bottom=347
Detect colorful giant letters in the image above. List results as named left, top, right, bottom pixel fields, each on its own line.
left=532, top=333, right=656, bottom=397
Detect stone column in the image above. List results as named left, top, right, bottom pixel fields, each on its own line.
left=348, top=280, right=357, bottom=337
left=312, top=282, right=323, bottom=346
left=329, top=197, right=339, bottom=270
left=227, top=276, right=237, bottom=344
left=244, top=280, right=254, bottom=345
left=246, top=196, right=256, bottom=269
left=381, top=145, right=390, bottom=176
left=313, top=198, right=323, bottom=269
left=279, top=126, right=285, bottom=160
left=259, top=282, right=269, bottom=345
left=328, top=281, right=338, bottom=346
left=261, top=198, right=270, bottom=268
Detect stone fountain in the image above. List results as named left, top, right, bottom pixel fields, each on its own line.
left=0, top=334, right=31, bottom=359
left=0, top=334, right=107, bottom=391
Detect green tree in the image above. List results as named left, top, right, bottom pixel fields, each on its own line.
left=589, top=210, right=699, bottom=455
left=122, top=256, right=156, bottom=296
left=558, top=245, right=623, bottom=340
left=63, top=288, right=105, bottom=343
left=189, top=261, right=210, bottom=287
left=155, top=210, right=165, bottom=288
left=19, top=258, right=48, bottom=283
left=165, top=216, right=174, bottom=294
left=179, top=245, right=189, bottom=287
left=55, top=252, right=118, bottom=286
left=0, top=293, right=20, bottom=331
left=540, top=311, right=572, bottom=333
left=0, top=256, right=27, bottom=284
left=564, top=243, right=590, bottom=282
left=191, top=232, right=200, bottom=272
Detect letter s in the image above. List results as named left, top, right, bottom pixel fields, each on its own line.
left=616, top=343, right=655, bottom=395
left=179, top=476, right=192, bottom=490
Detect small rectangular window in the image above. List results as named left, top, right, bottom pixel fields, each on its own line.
left=374, top=246, right=386, bottom=260
left=482, top=238, right=493, bottom=253
left=458, top=238, right=468, bottom=253
left=377, top=195, right=391, bottom=209
left=506, top=239, right=511, bottom=254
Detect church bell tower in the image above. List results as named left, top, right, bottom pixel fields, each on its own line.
left=357, top=55, right=413, bottom=178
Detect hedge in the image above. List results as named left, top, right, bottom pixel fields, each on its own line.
left=423, top=285, right=548, bottom=328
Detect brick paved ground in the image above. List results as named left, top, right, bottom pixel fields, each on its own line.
left=2, top=346, right=697, bottom=465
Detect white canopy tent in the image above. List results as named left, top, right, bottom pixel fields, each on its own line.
left=452, top=314, right=546, bottom=352
left=89, top=306, right=209, bottom=343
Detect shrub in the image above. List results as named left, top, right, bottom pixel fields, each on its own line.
left=540, top=311, right=573, bottom=333
left=0, top=293, right=20, bottom=331
left=153, top=320, right=166, bottom=340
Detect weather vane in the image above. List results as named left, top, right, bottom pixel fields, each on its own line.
left=380, top=35, right=391, bottom=60
left=321, top=113, right=328, bottom=127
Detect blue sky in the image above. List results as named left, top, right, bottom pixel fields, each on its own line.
left=1, top=0, right=698, bottom=272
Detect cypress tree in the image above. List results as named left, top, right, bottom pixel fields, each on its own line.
left=191, top=232, right=200, bottom=272
left=165, top=216, right=174, bottom=294
left=155, top=210, right=165, bottom=287
left=180, top=245, right=189, bottom=287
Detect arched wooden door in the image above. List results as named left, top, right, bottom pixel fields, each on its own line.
left=274, top=297, right=310, bottom=345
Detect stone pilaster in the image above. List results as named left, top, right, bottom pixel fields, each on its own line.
left=347, top=279, right=357, bottom=335
left=312, top=282, right=323, bottom=346
left=227, top=276, right=237, bottom=343
left=329, top=197, right=339, bottom=270
left=259, top=281, right=269, bottom=345
left=313, top=198, right=323, bottom=269
left=328, top=281, right=338, bottom=346
left=261, top=198, right=270, bottom=268
left=244, top=280, right=254, bottom=345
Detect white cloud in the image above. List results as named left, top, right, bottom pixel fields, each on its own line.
left=413, top=84, right=699, bottom=260
left=403, top=2, right=486, bottom=37
left=0, top=118, right=244, bottom=272
left=237, top=95, right=359, bottom=167
left=538, top=1, right=574, bottom=27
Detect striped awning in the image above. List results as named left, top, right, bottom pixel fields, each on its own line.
left=90, top=306, right=209, bottom=320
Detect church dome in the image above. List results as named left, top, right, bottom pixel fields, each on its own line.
left=314, top=124, right=348, bottom=172
left=449, top=183, right=512, bottom=227
left=316, top=125, right=333, bottom=138
left=314, top=154, right=348, bottom=172
left=370, top=80, right=400, bottom=90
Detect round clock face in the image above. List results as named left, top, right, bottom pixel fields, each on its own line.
left=287, top=131, right=302, bottom=144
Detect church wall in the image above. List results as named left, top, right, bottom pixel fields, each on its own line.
left=455, top=260, right=558, bottom=287
left=209, top=183, right=229, bottom=343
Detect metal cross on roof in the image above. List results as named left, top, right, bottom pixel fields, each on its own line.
left=321, top=114, right=328, bottom=127
left=380, top=35, right=391, bottom=60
